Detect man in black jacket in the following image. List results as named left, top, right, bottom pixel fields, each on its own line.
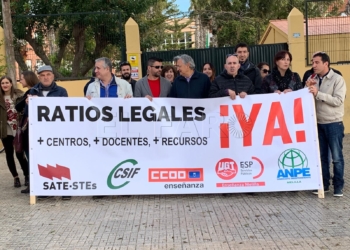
left=210, top=54, right=254, bottom=99
left=235, top=43, right=262, bottom=94
left=169, top=54, right=211, bottom=98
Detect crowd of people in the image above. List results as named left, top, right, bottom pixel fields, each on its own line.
left=0, top=43, right=346, bottom=199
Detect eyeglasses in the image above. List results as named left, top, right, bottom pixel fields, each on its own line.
left=150, top=66, right=163, bottom=69
left=226, top=53, right=238, bottom=58
left=262, top=69, right=271, bottom=74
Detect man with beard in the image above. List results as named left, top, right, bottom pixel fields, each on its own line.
left=119, top=61, right=137, bottom=93
left=234, top=43, right=262, bottom=94
left=134, top=57, right=171, bottom=100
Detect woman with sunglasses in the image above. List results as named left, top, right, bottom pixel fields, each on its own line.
left=0, top=76, right=29, bottom=188
left=257, top=62, right=270, bottom=79
left=261, top=50, right=302, bottom=94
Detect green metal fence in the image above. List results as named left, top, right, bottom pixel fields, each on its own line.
left=141, top=43, right=288, bottom=77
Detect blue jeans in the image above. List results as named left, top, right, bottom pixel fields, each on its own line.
left=317, top=122, right=344, bottom=190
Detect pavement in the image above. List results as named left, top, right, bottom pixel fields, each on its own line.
left=1, top=136, right=350, bottom=250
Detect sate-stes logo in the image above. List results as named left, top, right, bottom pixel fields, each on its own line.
left=38, top=164, right=71, bottom=180
left=37, top=164, right=97, bottom=190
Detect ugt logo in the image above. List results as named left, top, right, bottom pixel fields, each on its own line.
left=107, top=159, right=140, bottom=189
left=38, top=164, right=71, bottom=180
left=277, top=149, right=310, bottom=179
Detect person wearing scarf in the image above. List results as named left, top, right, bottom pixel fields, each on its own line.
left=261, top=50, right=303, bottom=94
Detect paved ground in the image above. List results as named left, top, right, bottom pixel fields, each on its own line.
left=1, top=136, right=350, bottom=250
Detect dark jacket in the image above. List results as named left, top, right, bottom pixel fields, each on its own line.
left=239, top=61, right=262, bottom=94
left=169, top=71, right=211, bottom=98
left=129, top=78, right=137, bottom=94
left=209, top=70, right=254, bottom=97
left=261, top=68, right=303, bottom=94
left=0, top=89, right=24, bottom=139
left=29, top=82, right=68, bottom=97
left=25, top=82, right=68, bottom=117
left=84, top=77, right=96, bottom=96
left=15, top=89, right=31, bottom=151
left=302, top=67, right=342, bottom=87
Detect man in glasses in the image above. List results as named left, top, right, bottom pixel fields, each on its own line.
left=169, top=54, right=211, bottom=98
left=235, top=43, right=262, bottom=94
left=209, top=54, right=254, bottom=99
left=120, top=61, right=137, bottom=93
left=134, top=57, right=171, bottom=99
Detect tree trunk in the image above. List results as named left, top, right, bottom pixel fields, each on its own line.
left=25, top=25, right=63, bottom=78
left=54, top=31, right=71, bottom=69
left=79, top=30, right=108, bottom=77
left=211, top=16, right=218, bottom=48
left=1, top=0, right=17, bottom=85
left=14, top=45, right=28, bottom=72
left=71, top=23, right=86, bottom=77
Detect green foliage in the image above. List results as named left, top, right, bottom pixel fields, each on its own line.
left=135, top=0, right=181, bottom=51
left=1, top=0, right=170, bottom=77
left=0, top=41, right=7, bottom=76
left=190, top=0, right=345, bottom=46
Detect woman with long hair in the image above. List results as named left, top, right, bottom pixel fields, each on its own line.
left=202, top=62, right=216, bottom=82
left=15, top=71, right=39, bottom=193
left=261, top=50, right=303, bottom=94
left=0, top=76, right=28, bottom=188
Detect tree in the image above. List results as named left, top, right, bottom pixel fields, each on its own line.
left=135, top=0, right=181, bottom=51
left=1, top=0, right=16, bottom=83
left=190, top=0, right=345, bottom=47
left=1, top=0, right=163, bottom=78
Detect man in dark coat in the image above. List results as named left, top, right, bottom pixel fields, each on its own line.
left=210, top=55, right=254, bottom=99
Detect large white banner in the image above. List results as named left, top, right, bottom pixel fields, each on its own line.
left=29, top=89, right=322, bottom=195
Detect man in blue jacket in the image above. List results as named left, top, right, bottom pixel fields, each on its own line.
left=27, top=65, right=71, bottom=201
left=169, top=54, right=211, bottom=98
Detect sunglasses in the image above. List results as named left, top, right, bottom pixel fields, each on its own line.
left=226, top=53, right=238, bottom=58
left=262, top=69, right=271, bottom=74
left=150, top=65, right=163, bottom=69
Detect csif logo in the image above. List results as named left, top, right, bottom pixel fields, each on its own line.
left=277, top=148, right=310, bottom=180
left=38, top=164, right=71, bottom=180
left=107, top=159, right=140, bottom=189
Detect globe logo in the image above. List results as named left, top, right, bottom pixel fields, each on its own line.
left=278, top=149, right=308, bottom=169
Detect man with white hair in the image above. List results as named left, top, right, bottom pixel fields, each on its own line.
left=169, top=54, right=211, bottom=98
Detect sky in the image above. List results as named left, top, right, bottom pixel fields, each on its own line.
left=174, top=0, right=191, bottom=12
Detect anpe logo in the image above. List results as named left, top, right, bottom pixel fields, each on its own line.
left=277, top=149, right=310, bottom=180
left=215, top=158, right=238, bottom=180
left=107, top=159, right=140, bottom=189
left=148, top=168, right=203, bottom=182
left=38, top=164, right=71, bottom=180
